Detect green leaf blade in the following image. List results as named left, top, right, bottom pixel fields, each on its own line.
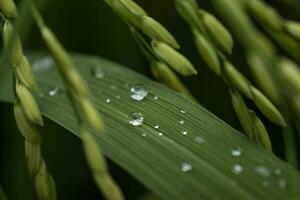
left=2, top=52, right=300, bottom=200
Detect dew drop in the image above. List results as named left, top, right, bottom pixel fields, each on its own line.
left=38, top=93, right=44, bottom=98
left=195, top=136, right=204, bottom=144
left=130, top=84, right=148, bottom=101
left=128, top=112, right=144, bottom=126
left=142, top=133, right=147, bottom=137
left=179, top=120, right=185, bottom=125
left=262, top=180, right=271, bottom=188
left=233, top=164, right=243, bottom=175
left=158, top=132, right=163, bottom=136
left=277, top=179, right=287, bottom=190
left=181, top=162, right=193, bottom=172
left=181, top=129, right=188, bottom=135
left=32, top=56, right=54, bottom=72
left=106, top=98, right=111, bottom=103
left=274, top=168, right=282, bottom=176
left=116, top=95, right=121, bottom=99
left=180, top=110, right=186, bottom=114
left=154, top=124, right=159, bottom=129
left=110, top=85, right=117, bottom=90
left=48, top=85, right=59, bottom=96
left=231, top=147, right=242, bottom=157
left=92, top=68, right=104, bottom=79
left=255, top=166, right=270, bottom=177
left=153, top=96, right=159, bottom=100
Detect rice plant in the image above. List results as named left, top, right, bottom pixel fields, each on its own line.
left=0, top=0, right=300, bottom=199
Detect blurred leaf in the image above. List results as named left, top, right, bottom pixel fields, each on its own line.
left=1, top=52, right=300, bottom=200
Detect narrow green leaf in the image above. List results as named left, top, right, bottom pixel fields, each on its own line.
left=1, top=52, right=300, bottom=200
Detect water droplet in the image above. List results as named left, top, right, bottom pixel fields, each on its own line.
left=233, top=164, right=243, bottom=175
left=48, top=85, right=59, bottom=96
left=195, top=136, right=205, bottom=144
left=262, top=180, right=271, bottom=188
left=110, top=85, right=117, bottom=90
left=92, top=68, right=104, bottom=79
left=274, top=168, right=282, bottom=175
left=153, top=96, right=159, bottom=100
left=158, top=132, right=163, bottom=136
left=106, top=98, right=111, bottom=103
left=255, top=166, right=270, bottom=177
left=181, top=162, right=193, bottom=172
left=231, top=147, right=242, bottom=157
left=277, top=179, right=287, bottom=190
left=128, top=112, right=144, bottom=126
left=180, top=110, right=186, bottom=114
left=181, top=129, right=188, bottom=135
left=116, top=95, right=121, bottom=99
left=142, top=133, right=147, bottom=137
left=154, top=124, right=159, bottom=129
left=179, top=120, right=185, bottom=125
left=38, top=93, right=44, bottom=98
left=130, top=84, right=148, bottom=101
left=32, top=56, right=54, bottom=72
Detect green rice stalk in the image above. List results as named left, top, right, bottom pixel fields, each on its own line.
left=104, top=0, right=195, bottom=97
left=152, top=41, right=197, bottom=76
left=150, top=61, right=192, bottom=97
left=82, top=129, right=124, bottom=200
left=1, top=1, right=56, bottom=199
left=30, top=4, right=124, bottom=199
left=198, top=9, right=233, bottom=54
left=174, top=0, right=279, bottom=149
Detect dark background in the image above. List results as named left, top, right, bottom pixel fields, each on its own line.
left=1, top=0, right=300, bottom=199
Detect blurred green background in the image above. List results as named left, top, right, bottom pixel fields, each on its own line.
left=1, top=0, right=300, bottom=199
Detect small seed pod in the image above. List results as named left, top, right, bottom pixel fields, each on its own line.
left=16, top=82, right=44, bottom=126
left=278, top=57, right=300, bottom=94
left=224, top=61, right=252, bottom=99
left=247, top=52, right=279, bottom=103
left=247, top=0, right=282, bottom=31
left=199, top=10, right=233, bottom=54
left=79, top=97, right=103, bottom=132
left=251, top=87, right=286, bottom=126
left=230, top=90, right=254, bottom=139
left=16, top=55, right=38, bottom=91
left=97, top=175, right=125, bottom=200
left=0, top=0, right=18, bottom=18
left=34, top=160, right=50, bottom=200
left=82, top=130, right=107, bottom=173
left=284, top=20, right=300, bottom=41
left=82, top=129, right=125, bottom=200
left=193, top=30, right=221, bottom=75
left=152, top=41, right=197, bottom=76
left=25, top=141, right=41, bottom=177
left=41, top=27, right=73, bottom=73
left=119, top=0, right=147, bottom=16
left=253, top=116, right=272, bottom=151
left=140, top=16, right=179, bottom=49
left=151, top=61, right=192, bottom=96
left=175, top=0, right=202, bottom=30
left=14, top=103, right=42, bottom=143
left=48, top=174, right=57, bottom=200
left=3, top=20, right=23, bottom=68
left=111, top=0, right=141, bottom=27
left=65, top=69, right=89, bottom=97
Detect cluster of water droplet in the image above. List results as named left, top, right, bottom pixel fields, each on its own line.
left=229, top=146, right=287, bottom=190
left=40, top=66, right=290, bottom=185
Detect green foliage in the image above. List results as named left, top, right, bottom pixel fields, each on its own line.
left=1, top=52, right=300, bottom=199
